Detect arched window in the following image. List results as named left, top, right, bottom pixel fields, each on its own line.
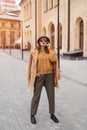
left=50, top=24, right=55, bottom=49
left=29, top=1, right=32, bottom=18
left=79, top=20, right=83, bottom=49
left=42, top=27, right=46, bottom=35
left=49, top=0, right=53, bottom=9
left=54, top=0, right=58, bottom=6
left=48, top=22, right=55, bottom=49
left=51, top=30, right=55, bottom=49
left=24, top=6, right=26, bottom=19
left=51, top=0, right=53, bottom=8
left=43, top=0, right=48, bottom=12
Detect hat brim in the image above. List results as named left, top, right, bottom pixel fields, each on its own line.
left=37, top=36, right=50, bottom=43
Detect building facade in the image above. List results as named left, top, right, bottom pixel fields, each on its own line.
left=0, top=0, right=18, bottom=13
left=0, top=13, right=21, bottom=48
left=20, top=0, right=87, bottom=57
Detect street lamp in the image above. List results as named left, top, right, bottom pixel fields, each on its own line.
left=21, top=20, right=23, bottom=59
left=67, top=0, right=70, bottom=52
left=57, top=0, right=60, bottom=68
left=10, top=40, right=11, bottom=55
left=35, top=0, right=37, bottom=46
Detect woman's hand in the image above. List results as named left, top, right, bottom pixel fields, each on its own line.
left=36, top=73, right=40, bottom=77
left=54, top=77, right=57, bottom=86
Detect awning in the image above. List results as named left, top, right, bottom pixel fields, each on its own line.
left=14, top=37, right=22, bottom=44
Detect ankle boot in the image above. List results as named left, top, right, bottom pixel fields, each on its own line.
left=50, top=114, right=59, bottom=123
left=31, top=115, right=36, bottom=124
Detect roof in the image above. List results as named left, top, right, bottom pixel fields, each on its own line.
left=0, top=12, right=21, bottom=21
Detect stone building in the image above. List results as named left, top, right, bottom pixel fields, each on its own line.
left=0, top=12, right=21, bottom=48
left=0, top=0, right=18, bottom=13
left=20, top=0, right=87, bottom=57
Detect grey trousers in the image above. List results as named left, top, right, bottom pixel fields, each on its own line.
left=31, top=73, right=55, bottom=115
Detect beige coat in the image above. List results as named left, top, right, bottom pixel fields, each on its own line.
left=27, top=48, right=60, bottom=90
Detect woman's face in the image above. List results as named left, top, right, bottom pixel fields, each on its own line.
left=39, top=38, right=49, bottom=47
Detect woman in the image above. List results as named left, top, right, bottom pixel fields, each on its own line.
left=27, top=36, right=60, bottom=124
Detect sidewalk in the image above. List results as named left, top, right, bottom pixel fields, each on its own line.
left=60, top=58, right=87, bottom=85
left=0, top=51, right=87, bottom=130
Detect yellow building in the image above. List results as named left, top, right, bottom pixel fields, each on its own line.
left=0, top=12, right=21, bottom=48
left=20, top=0, right=87, bottom=57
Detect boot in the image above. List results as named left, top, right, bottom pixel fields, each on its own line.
left=50, top=114, right=59, bottom=123
left=31, top=115, right=36, bottom=124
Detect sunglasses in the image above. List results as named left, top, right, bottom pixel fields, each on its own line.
left=40, top=39, right=48, bottom=43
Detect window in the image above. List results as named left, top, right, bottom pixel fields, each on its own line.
left=79, top=20, right=83, bottom=49
left=54, top=0, right=58, bottom=6
left=29, top=1, right=32, bottom=18
left=49, top=0, right=53, bottom=9
left=11, top=23, right=14, bottom=28
left=1, top=31, right=6, bottom=48
left=50, top=24, right=55, bottom=49
left=44, top=0, right=48, bottom=12
left=2, top=23, right=5, bottom=27
left=50, top=0, right=53, bottom=8
left=10, top=31, right=15, bottom=44
left=59, top=25, right=62, bottom=49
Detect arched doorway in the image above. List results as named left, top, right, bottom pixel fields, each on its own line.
left=79, top=20, right=83, bottom=49
left=59, top=23, right=62, bottom=49
left=48, top=22, right=55, bottom=49
left=76, top=18, right=84, bottom=50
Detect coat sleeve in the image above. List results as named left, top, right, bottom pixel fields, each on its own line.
left=48, top=49, right=57, bottom=62
left=26, top=52, right=32, bottom=82
left=57, top=60, right=61, bottom=80
left=52, top=53, right=61, bottom=87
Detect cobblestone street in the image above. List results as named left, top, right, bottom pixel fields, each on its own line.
left=0, top=50, right=87, bottom=130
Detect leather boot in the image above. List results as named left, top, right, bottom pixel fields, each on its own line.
left=31, top=115, right=36, bottom=124
left=50, top=114, right=59, bottom=123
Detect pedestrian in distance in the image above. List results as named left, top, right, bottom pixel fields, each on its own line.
left=27, top=41, right=31, bottom=51
left=27, top=36, right=60, bottom=124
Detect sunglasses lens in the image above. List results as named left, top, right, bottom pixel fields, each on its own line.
left=40, top=40, right=47, bottom=42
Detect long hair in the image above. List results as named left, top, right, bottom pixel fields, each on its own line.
left=36, top=43, right=49, bottom=54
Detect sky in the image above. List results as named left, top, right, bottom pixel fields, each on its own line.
left=15, top=0, right=21, bottom=5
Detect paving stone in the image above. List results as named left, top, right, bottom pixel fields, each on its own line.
left=0, top=50, right=87, bottom=130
